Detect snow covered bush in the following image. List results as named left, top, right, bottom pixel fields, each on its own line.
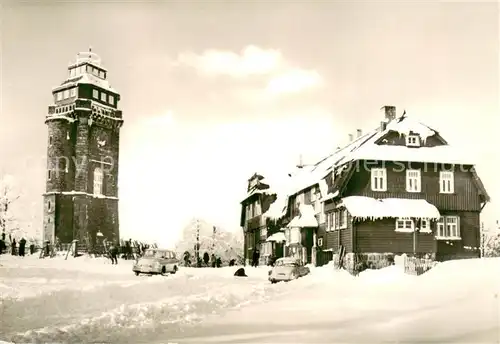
left=484, top=233, right=500, bottom=257
left=174, top=218, right=244, bottom=266
left=0, top=174, right=20, bottom=240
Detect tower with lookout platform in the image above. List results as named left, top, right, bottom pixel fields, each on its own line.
left=43, top=49, right=123, bottom=250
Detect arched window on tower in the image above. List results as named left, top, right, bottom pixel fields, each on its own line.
left=93, top=167, right=104, bottom=195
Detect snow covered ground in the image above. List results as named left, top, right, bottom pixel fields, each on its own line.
left=1, top=254, right=499, bottom=343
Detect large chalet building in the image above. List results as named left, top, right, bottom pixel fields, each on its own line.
left=240, top=106, right=490, bottom=271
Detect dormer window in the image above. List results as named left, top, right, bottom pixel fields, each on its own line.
left=406, top=135, right=420, bottom=147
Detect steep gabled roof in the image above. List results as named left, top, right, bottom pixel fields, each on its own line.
left=265, top=112, right=489, bottom=219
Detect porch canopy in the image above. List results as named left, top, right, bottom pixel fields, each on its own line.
left=266, top=232, right=286, bottom=243
left=286, top=204, right=319, bottom=228
left=339, top=196, right=441, bottom=220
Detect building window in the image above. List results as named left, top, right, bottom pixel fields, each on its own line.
left=47, top=170, right=52, bottom=180
left=318, top=202, right=325, bottom=224
left=109, top=95, right=115, bottom=105
left=395, top=217, right=414, bottom=232
left=260, top=242, right=272, bottom=256
left=254, top=200, right=262, bottom=216
left=440, top=171, right=454, bottom=194
left=338, top=208, right=348, bottom=229
left=259, top=227, right=267, bottom=238
left=49, top=135, right=53, bottom=145
left=289, top=227, right=301, bottom=244
left=436, top=216, right=460, bottom=239
left=419, top=219, right=431, bottom=233
left=63, top=89, right=70, bottom=99
left=69, top=68, right=75, bottom=78
left=99, top=70, right=105, bottom=79
left=93, top=89, right=99, bottom=99
left=93, top=167, right=103, bottom=195
left=406, top=135, right=420, bottom=147
left=326, top=212, right=334, bottom=231
left=371, top=168, right=387, bottom=191
left=56, top=92, right=63, bottom=101
left=285, top=228, right=291, bottom=243
left=317, top=237, right=323, bottom=247
left=100, top=92, right=107, bottom=102
left=48, top=201, right=51, bottom=211
left=70, top=88, right=76, bottom=97
left=406, top=169, right=421, bottom=192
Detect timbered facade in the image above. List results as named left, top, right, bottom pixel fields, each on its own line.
left=241, top=106, right=490, bottom=270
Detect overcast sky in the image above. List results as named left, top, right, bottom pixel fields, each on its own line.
left=1, top=1, right=498, bottom=246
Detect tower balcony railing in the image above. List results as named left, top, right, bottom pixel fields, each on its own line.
left=75, top=99, right=92, bottom=109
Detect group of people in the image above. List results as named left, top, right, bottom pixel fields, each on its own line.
left=0, top=232, right=35, bottom=256
left=103, top=238, right=153, bottom=265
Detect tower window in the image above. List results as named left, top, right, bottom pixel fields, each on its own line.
left=100, top=92, right=106, bottom=102
left=48, top=201, right=51, bottom=211
left=93, top=89, right=99, bottom=99
left=93, top=167, right=104, bottom=195
left=48, top=170, right=52, bottom=180
left=49, top=135, right=53, bottom=145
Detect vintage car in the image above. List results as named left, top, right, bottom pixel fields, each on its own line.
left=132, top=248, right=179, bottom=276
left=268, top=257, right=310, bottom=283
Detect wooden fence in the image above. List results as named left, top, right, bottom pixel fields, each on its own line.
left=404, top=255, right=437, bottom=276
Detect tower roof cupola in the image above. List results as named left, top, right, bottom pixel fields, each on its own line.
left=52, top=48, right=118, bottom=94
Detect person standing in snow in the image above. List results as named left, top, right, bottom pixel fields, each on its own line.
left=110, top=242, right=118, bottom=265
left=19, top=237, right=26, bottom=257
left=251, top=248, right=259, bottom=267
left=11, top=238, right=17, bottom=256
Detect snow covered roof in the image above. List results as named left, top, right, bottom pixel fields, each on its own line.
left=266, top=232, right=286, bottom=242
left=53, top=73, right=117, bottom=93
left=253, top=112, right=489, bottom=225
left=287, top=204, right=318, bottom=228
left=340, top=196, right=441, bottom=220
left=279, top=114, right=480, bottom=200
left=263, top=193, right=287, bottom=220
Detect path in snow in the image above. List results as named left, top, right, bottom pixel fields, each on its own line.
left=170, top=260, right=500, bottom=343
left=0, top=256, right=293, bottom=343
left=1, top=256, right=499, bottom=343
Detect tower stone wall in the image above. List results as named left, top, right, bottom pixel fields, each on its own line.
left=42, top=51, right=123, bottom=249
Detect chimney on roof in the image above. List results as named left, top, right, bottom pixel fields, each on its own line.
left=381, top=105, right=396, bottom=122
left=380, top=121, right=387, bottom=131
left=348, top=133, right=354, bottom=142
left=356, top=129, right=362, bottom=138
left=296, top=154, right=304, bottom=169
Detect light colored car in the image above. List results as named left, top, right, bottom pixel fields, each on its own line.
left=268, top=257, right=310, bottom=283
left=132, top=248, right=179, bottom=276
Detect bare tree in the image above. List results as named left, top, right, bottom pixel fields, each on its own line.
left=0, top=175, right=20, bottom=240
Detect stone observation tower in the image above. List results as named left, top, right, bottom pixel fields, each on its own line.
left=43, top=49, right=123, bottom=249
